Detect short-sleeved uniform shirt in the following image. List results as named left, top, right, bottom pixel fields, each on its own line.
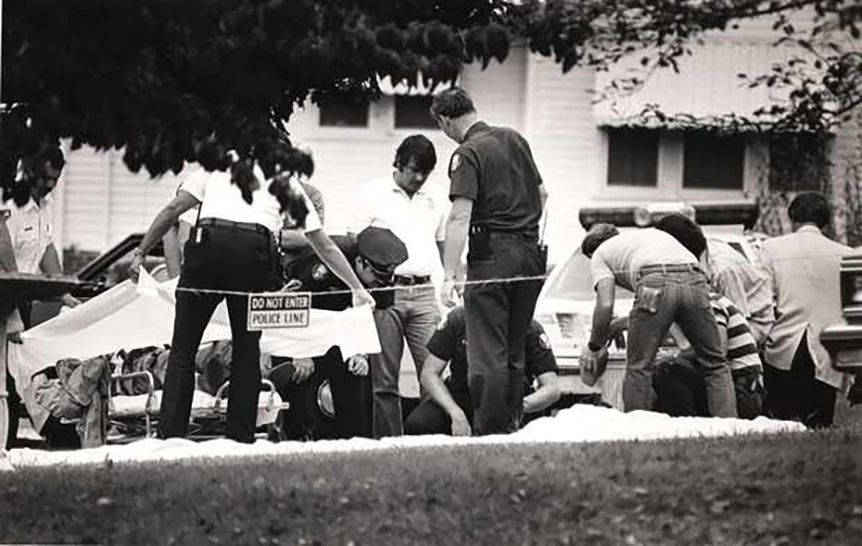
left=590, top=228, right=698, bottom=292
left=284, top=235, right=395, bottom=311
left=3, top=195, right=55, bottom=274
left=426, top=306, right=558, bottom=395
left=179, top=167, right=322, bottom=235
left=448, top=122, right=543, bottom=237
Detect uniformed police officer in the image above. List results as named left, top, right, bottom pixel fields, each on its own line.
left=275, top=226, right=408, bottom=439
left=404, top=305, right=560, bottom=436
left=129, top=161, right=374, bottom=443
left=430, top=87, right=549, bottom=435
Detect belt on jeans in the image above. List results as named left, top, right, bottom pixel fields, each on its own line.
left=638, top=263, right=702, bottom=277
left=393, top=274, right=432, bottom=286
left=198, top=217, right=271, bottom=236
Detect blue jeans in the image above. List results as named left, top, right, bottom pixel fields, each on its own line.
left=625, top=265, right=737, bottom=417
left=388, top=284, right=440, bottom=390
left=369, top=307, right=405, bottom=438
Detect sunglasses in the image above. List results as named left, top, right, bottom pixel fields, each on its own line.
left=362, top=257, right=395, bottom=281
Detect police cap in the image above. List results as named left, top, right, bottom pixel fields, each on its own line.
left=356, top=226, right=408, bottom=268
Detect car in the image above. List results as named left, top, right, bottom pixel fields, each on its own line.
left=820, top=252, right=862, bottom=402
left=533, top=200, right=762, bottom=409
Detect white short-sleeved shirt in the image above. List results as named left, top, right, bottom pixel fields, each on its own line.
left=179, top=167, right=321, bottom=234
left=3, top=195, right=55, bottom=274
left=590, top=228, right=697, bottom=292
left=351, top=176, right=447, bottom=277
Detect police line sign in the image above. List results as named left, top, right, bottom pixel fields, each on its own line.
left=247, top=292, right=311, bottom=330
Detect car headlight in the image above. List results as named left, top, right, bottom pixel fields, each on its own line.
left=633, top=207, right=651, bottom=227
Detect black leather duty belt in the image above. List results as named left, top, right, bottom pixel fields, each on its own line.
left=198, top=217, right=271, bottom=236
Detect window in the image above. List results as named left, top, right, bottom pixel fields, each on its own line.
left=394, top=96, right=437, bottom=129
left=319, top=101, right=369, bottom=128
left=683, top=132, right=745, bottom=190
left=768, top=133, right=830, bottom=192
left=606, top=128, right=659, bottom=186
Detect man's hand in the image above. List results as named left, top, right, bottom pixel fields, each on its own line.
left=280, top=279, right=302, bottom=292
left=441, top=278, right=460, bottom=307
left=292, top=357, right=315, bottom=383
left=449, top=410, right=472, bottom=436
left=352, top=288, right=376, bottom=309
left=345, top=354, right=369, bottom=376
left=60, top=293, right=82, bottom=308
left=128, top=250, right=145, bottom=283
left=579, top=345, right=609, bottom=387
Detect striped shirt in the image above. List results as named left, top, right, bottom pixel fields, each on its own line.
left=710, top=293, right=761, bottom=371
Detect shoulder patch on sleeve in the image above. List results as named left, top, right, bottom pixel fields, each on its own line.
left=538, top=332, right=550, bottom=350
left=311, top=263, right=328, bottom=282
left=449, top=153, right=462, bottom=174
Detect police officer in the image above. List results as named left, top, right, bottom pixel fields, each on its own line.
left=129, top=160, right=374, bottom=443
left=404, top=306, right=560, bottom=436
left=430, top=87, right=549, bottom=435
left=275, top=226, right=408, bottom=439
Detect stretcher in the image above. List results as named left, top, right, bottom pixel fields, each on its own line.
left=106, top=370, right=288, bottom=442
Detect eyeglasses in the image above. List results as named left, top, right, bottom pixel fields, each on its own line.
left=362, top=257, right=395, bottom=281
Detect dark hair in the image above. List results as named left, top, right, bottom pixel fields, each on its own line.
left=788, top=192, right=830, bottom=228
left=230, top=159, right=257, bottom=205
left=394, top=135, right=437, bottom=174
left=6, top=144, right=66, bottom=207
left=581, top=223, right=620, bottom=258
left=269, top=173, right=310, bottom=227
left=429, top=87, right=476, bottom=120
left=654, top=213, right=707, bottom=258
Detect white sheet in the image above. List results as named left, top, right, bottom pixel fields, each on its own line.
left=7, top=269, right=380, bottom=402
left=4, top=406, right=808, bottom=469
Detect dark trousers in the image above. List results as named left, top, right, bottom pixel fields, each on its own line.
left=272, top=347, right=373, bottom=440
left=763, top=334, right=837, bottom=428
left=464, top=235, right=544, bottom=435
left=159, top=223, right=276, bottom=443
left=654, top=355, right=763, bottom=419
left=404, top=388, right=473, bottom=436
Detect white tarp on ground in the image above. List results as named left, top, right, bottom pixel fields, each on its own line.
left=6, top=268, right=380, bottom=400
left=5, top=406, right=807, bottom=469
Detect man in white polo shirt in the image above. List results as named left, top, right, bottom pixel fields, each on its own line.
left=350, top=134, right=447, bottom=436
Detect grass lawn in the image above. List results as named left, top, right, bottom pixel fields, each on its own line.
left=2, top=423, right=862, bottom=546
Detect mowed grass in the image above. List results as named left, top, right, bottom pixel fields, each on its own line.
left=2, top=424, right=862, bottom=546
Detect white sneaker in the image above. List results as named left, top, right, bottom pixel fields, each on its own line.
left=0, top=450, right=14, bottom=472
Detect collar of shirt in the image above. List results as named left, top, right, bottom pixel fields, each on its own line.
left=20, top=195, right=51, bottom=213
left=388, top=176, right=431, bottom=199
left=463, top=121, right=490, bottom=141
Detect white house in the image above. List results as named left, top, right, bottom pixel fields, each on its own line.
left=53, top=12, right=858, bottom=265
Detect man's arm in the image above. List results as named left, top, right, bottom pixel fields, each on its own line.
left=420, top=353, right=471, bottom=434
left=588, top=278, right=616, bottom=349
left=538, top=183, right=548, bottom=210
left=305, top=229, right=373, bottom=308
left=441, top=198, right=472, bottom=306
left=0, top=219, right=18, bottom=273
left=138, top=191, right=200, bottom=256
left=523, top=371, right=561, bottom=414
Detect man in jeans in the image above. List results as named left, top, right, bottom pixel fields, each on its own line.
left=579, top=223, right=737, bottom=417
left=350, top=135, right=446, bottom=436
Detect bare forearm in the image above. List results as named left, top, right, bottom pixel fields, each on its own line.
left=523, top=383, right=560, bottom=414
left=422, top=367, right=464, bottom=419
left=139, top=207, right=182, bottom=255
left=589, top=303, right=614, bottom=348
left=443, top=215, right=469, bottom=280
left=306, top=230, right=364, bottom=291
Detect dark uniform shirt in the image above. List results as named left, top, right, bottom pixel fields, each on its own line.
left=426, top=307, right=558, bottom=396
left=284, top=235, right=395, bottom=311
left=448, top=121, right=544, bottom=237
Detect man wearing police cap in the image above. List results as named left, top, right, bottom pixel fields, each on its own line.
left=273, top=226, right=408, bottom=439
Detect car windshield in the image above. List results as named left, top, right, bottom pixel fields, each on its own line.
left=543, top=248, right=634, bottom=301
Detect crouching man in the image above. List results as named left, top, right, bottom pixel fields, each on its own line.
left=271, top=226, right=408, bottom=440
left=579, top=223, right=737, bottom=417
left=405, top=306, right=560, bottom=436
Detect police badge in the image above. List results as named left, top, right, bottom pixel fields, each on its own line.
left=449, top=153, right=462, bottom=174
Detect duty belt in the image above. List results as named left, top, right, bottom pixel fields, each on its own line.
left=198, top=217, right=271, bottom=236
left=469, top=225, right=538, bottom=242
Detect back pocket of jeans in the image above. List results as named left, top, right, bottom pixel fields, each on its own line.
left=635, top=285, right=663, bottom=314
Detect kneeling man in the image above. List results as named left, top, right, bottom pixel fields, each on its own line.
left=405, top=306, right=560, bottom=436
